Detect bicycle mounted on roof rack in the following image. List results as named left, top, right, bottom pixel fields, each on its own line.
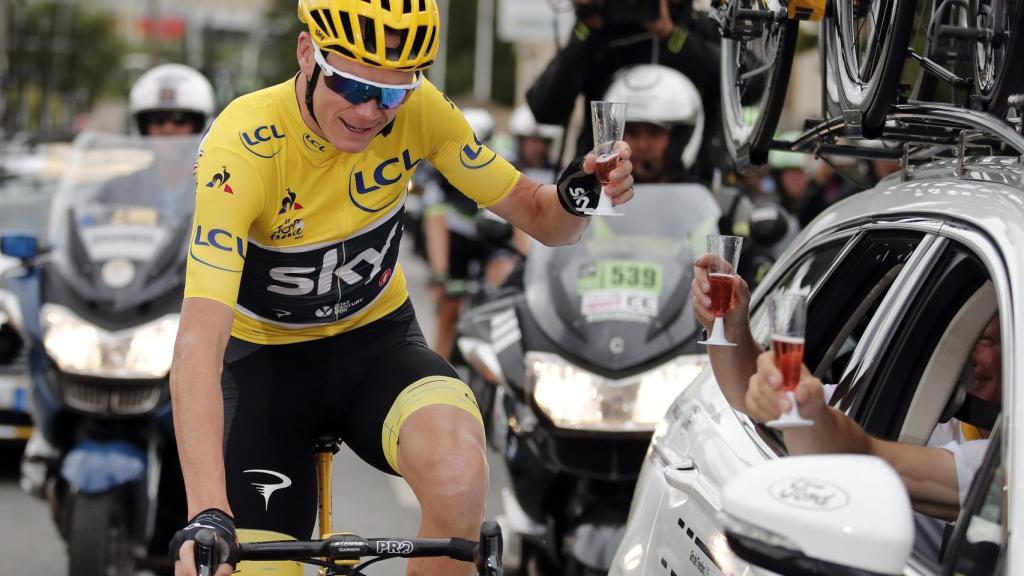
left=713, top=0, right=1024, bottom=168
left=769, top=101, right=1024, bottom=183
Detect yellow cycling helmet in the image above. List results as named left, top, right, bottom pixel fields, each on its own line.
left=297, top=0, right=440, bottom=71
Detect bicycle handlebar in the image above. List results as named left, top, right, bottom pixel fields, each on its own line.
left=194, top=520, right=503, bottom=575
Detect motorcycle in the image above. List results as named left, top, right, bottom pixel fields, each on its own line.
left=456, top=183, right=720, bottom=575
left=0, top=131, right=200, bottom=575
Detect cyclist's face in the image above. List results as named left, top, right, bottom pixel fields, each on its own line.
left=970, top=314, right=1002, bottom=405
left=299, top=34, right=415, bottom=153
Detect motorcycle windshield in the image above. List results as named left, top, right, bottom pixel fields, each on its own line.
left=525, top=183, right=720, bottom=372
left=46, top=131, right=201, bottom=310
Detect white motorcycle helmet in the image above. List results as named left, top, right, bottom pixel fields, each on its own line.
left=129, top=63, right=215, bottom=135
left=509, top=104, right=563, bottom=142
left=603, top=64, right=704, bottom=170
left=461, top=107, right=496, bottom=143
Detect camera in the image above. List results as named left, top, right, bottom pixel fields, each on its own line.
left=572, top=0, right=662, bottom=28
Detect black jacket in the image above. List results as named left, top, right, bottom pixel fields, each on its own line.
left=526, top=18, right=722, bottom=171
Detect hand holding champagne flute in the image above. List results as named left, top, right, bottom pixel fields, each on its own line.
left=698, top=235, right=743, bottom=346
left=585, top=101, right=628, bottom=216
left=766, top=293, right=814, bottom=428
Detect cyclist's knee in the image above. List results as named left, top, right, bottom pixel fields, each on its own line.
left=398, top=408, right=488, bottom=499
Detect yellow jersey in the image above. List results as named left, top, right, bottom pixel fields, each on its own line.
left=185, top=77, right=520, bottom=344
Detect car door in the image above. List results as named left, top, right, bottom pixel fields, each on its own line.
left=647, top=224, right=944, bottom=576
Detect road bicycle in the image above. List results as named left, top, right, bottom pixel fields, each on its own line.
left=193, top=436, right=503, bottom=576
left=714, top=0, right=1024, bottom=166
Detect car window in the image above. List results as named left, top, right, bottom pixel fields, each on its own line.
left=943, top=425, right=1004, bottom=575
left=749, top=239, right=848, bottom=343
left=857, top=243, right=992, bottom=440
left=793, top=231, right=922, bottom=381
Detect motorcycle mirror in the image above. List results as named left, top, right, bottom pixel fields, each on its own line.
left=475, top=210, right=514, bottom=247
left=720, top=454, right=913, bottom=576
left=0, top=234, right=40, bottom=261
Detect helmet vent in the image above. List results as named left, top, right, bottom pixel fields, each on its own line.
left=327, top=44, right=356, bottom=60
left=338, top=10, right=355, bottom=44
left=384, top=26, right=408, bottom=61
left=410, top=25, right=428, bottom=59
left=321, top=9, right=340, bottom=39
left=309, top=9, right=329, bottom=37
left=360, top=15, right=378, bottom=54
left=419, top=0, right=426, bottom=10
left=381, top=0, right=391, bottom=9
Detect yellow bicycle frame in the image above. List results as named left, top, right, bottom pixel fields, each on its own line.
left=788, top=0, right=826, bottom=21
left=235, top=438, right=356, bottom=575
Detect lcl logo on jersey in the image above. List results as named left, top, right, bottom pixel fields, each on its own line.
left=302, top=132, right=327, bottom=153
left=278, top=189, right=304, bottom=215
left=460, top=135, right=496, bottom=170
left=240, top=125, right=285, bottom=159
left=206, top=167, right=233, bottom=194
left=349, top=150, right=420, bottom=212
left=267, top=220, right=400, bottom=296
left=189, top=225, right=247, bottom=273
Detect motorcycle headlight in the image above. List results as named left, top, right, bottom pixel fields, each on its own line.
left=40, top=303, right=178, bottom=378
left=526, top=351, right=707, bottom=431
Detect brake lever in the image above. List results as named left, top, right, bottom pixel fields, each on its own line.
left=476, top=520, right=503, bottom=576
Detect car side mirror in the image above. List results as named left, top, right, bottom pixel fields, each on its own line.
left=0, top=234, right=40, bottom=261
left=721, top=454, right=913, bottom=576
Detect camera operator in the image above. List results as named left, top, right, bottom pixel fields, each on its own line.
left=527, top=0, right=720, bottom=180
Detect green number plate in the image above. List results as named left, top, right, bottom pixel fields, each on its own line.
left=577, top=260, right=663, bottom=294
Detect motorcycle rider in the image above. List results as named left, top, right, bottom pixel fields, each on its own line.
left=604, top=64, right=755, bottom=240
left=19, top=63, right=214, bottom=493
left=129, top=63, right=215, bottom=137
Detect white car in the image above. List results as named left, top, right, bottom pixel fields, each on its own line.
left=610, top=154, right=1020, bottom=576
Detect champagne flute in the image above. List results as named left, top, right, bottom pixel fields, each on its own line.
left=584, top=101, right=627, bottom=216
left=697, top=235, right=743, bottom=346
left=766, top=293, right=814, bottom=428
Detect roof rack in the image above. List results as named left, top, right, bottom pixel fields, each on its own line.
left=771, top=103, right=1024, bottom=182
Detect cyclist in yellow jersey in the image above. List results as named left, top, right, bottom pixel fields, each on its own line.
left=168, top=2, right=635, bottom=575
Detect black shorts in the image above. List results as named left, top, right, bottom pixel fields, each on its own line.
left=220, top=299, right=480, bottom=538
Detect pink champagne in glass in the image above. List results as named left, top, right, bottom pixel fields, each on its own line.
left=772, top=335, right=805, bottom=392
left=708, top=273, right=735, bottom=317
left=766, top=293, right=813, bottom=428
left=595, top=152, right=621, bottom=186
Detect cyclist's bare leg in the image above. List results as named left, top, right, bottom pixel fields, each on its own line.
left=397, top=404, right=489, bottom=576
left=434, top=296, right=460, bottom=360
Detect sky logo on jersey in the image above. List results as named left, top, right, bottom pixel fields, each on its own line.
left=349, top=150, right=420, bottom=212
left=278, top=189, right=304, bottom=214
left=460, top=135, right=496, bottom=170
left=266, top=220, right=400, bottom=296
left=240, top=124, right=285, bottom=159
left=190, top=225, right=246, bottom=273
left=206, top=167, right=233, bottom=194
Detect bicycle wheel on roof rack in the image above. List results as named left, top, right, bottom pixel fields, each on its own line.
left=823, top=0, right=918, bottom=137
left=719, top=0, right=799, bottom=167
left=973, top=0, right=1024, bottom=116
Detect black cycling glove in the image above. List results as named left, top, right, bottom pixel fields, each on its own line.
left=169, top=508, right=239, bottom=569
left=555, top=157, right=599, bottom=217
